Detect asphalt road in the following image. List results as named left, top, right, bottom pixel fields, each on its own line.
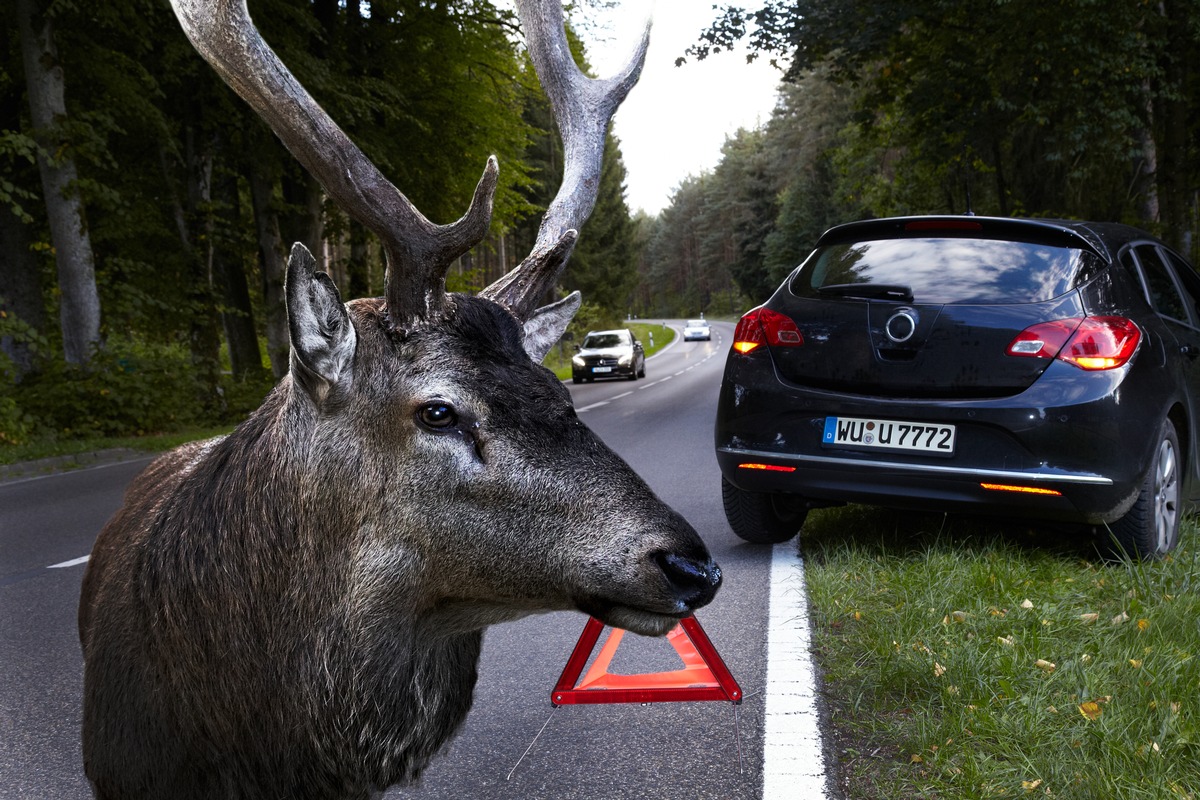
left=0, top=320, right=775, bottom=799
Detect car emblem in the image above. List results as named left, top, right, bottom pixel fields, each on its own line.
left=885, top=309, right=918, bottom=343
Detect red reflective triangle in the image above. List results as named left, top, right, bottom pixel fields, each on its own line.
left=551, top=616, right=742, bottom=705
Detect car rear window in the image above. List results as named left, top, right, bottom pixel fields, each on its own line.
left=789, top=238, right=1099, bottom=304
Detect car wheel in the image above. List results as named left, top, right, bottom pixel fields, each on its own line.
left=1107, top=418, right=1182, bottom=559
left=721, top=477, right=807, bottom=544
left=572, top=376, right=581, bottom=384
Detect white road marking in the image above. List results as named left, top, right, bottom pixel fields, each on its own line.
left=48, top=555, right=90, bottom=569
left=763, top=545, right=831, bottom=799
left=575, top=401, right=610, bottom=412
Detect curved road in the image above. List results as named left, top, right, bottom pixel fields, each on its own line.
left=0, top=320, right=826, bottom=799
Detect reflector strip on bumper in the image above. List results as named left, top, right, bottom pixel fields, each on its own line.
left=980, top=483, right=1064, bottom=496
left=717, top=447, right=1113, bottom=486
left=738, top=463, right=798, bottom=473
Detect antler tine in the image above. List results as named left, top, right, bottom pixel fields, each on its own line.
left=170, top=0, right=497, bottom=330
left=480, top=0, right=650, bottom=320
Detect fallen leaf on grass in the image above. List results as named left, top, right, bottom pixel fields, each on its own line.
left=1022, top=779, right=1043, bottom=792
left=1021, top=598, right=1034, bottom=609
left=1035, top=659, right=1056, bottom=673
left=1112, top=611, right=1130, bottom=625
left=1079, top=701, right=1102, bottom=720
left=1138, top=618, right=1150, bottom=632
left=934, top=662, right=947, bottom=677
left=997, top=635, right=1015, bottom=647
left=1079, top=612, right=1099, bottom=624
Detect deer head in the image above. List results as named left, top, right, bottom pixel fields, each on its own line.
left=157, top=0, right=719, bottom=633
left=80, top=2, right=720, bottom=796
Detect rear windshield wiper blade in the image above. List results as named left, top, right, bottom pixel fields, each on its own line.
left=816, top=283, right=914, bottom=302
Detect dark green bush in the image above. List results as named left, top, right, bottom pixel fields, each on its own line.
left=0, top=329, right=277, bottom=447
left=12, top=337, right=203, bottom=438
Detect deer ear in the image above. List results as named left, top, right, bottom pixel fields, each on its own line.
left=522, top=291, right=581, bottom=363
left=286, top=243, right=356, bottom=392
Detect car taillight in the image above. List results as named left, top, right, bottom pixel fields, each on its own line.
left=1007, top=316, right=1140, bottom=370
left=732, top=307, right=803, bottom=355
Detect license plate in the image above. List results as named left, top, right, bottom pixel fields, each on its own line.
left=593, top=366, right=612, bottom=373
left=823, top=416, right=956, bottom=455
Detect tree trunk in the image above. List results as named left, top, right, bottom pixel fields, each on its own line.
left=0, top=204, right=45, bottom=377
left=1136, top=86, right=1160, bottom=224
left=281, top=166, right=325, bottom=273
left=347, top=217, right=371, bottom=299
left=17, top=0, right=100, bottom=366
left=247, top=160, right=289, bottom=379
left=212, top=168, right=264, bottom=382
left=1154, top=0, right=1191, bottom=253
left=184, top=134, right=224, bottom=415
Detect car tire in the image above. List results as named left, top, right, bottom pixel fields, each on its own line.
left=1107, top=418, right=1182, bottom=559
left=721, top=477, right=807, bottom=544
left=572, top=376, right=581, bottom=384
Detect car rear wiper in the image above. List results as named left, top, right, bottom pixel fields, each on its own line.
left=816, top=283, right=914, bottom=302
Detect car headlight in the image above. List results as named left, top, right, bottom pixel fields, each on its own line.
left=618, top=354, right=632, bottom=366
left=572, top=356, right=585, bottom=367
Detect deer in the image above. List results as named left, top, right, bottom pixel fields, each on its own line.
left=76, top=1, right=722, bottom=798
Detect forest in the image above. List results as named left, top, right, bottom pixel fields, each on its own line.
left=640, top=0, right=1200, bottom=317
left=2, top=0, right=1199, bottom=445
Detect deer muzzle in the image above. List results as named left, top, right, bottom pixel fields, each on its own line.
left=653, top=551, right=723, bottom=610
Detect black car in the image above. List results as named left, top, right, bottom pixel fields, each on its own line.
left=572, top=328, right=646, bottom=383
left=716, top=215, right=1200, bottom=558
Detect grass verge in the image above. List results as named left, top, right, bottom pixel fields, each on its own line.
left=0, top=426, right=236, bottom=467
left=799, top=506, right=1200, bottom=799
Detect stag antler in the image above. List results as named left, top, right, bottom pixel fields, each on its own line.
left=482, top=0, right=650, bottom=319
left=170, top=0, right=646, bottom=327
left=171, top=0, right=495, bottom=330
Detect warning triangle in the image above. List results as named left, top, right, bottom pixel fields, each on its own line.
left=551, top=615, right=742, bottom=706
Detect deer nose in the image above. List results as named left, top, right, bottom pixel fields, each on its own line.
left=653, top=552, right=722, bottom=610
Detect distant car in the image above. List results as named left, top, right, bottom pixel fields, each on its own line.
left=684, top=319, right=711, bottom=341
left=573, top=329, right=646, bottom=383
left=716, top=215, right=1200, bottom=559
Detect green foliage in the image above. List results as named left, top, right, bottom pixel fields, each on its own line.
left=2, top=335, right=273, bottom=442
left=2, top=0, right=648, bottom=449
left=640, top=0, right=1200, bottom=311
left=561, top=133, right=641, bottom=311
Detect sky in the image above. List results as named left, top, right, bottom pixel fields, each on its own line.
left=580, top=0, right=783, bottom=216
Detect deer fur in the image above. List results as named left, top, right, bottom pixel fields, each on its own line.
left=79, top=248, right=720, bottom=799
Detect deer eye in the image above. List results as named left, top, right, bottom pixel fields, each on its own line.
left=416, top=402, right=458, bottom=430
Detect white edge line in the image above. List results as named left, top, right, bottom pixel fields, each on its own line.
left=0, top=455, right=154, bottom=487
left=763, top=545, right=831, bottom=799
left=48, top=555, right=90, bottom=569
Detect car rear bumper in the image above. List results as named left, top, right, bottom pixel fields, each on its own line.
left=714, top=355, right=1171, bottom=525
left=716, top=445, right=1131, bottom=523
